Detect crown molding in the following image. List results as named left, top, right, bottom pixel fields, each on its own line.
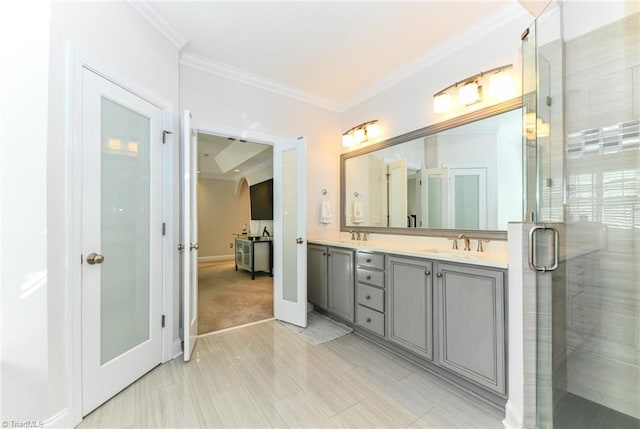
left=127, top=1, right=188, bottom=51
left=180, top=51, right=341, bottom=112
left=338, top=1, right=531, bottom=111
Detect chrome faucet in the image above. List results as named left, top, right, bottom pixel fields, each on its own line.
left=458, top=233, right=471, bottom=251
left=447, top=237, right=459, bottom=250
left=356, top=231, right=361, bottom=241
left=350, top=229, right=356, bottom=240
left=362, top=232, right=369, bottom=242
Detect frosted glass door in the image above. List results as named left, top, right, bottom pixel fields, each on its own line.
left=273, top=137, right=307, bottom=327
left=81, top=68, right=162, bottom=415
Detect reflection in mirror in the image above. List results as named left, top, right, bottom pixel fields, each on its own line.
left=343, top=103, right=522, bottom=233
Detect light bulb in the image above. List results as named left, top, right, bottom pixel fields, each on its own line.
left=433, top=93, right=452, bottom=113
left=366, top=122, right=381, bottom=138
left=458, top=82, right=480, bottom=105
left=489, top=70, right=512, bottom=100
left=342, top=133, right=353, bottom=147
left=353, top=128, right=366, bottom=144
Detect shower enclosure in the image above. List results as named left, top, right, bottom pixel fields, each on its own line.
left=523, top=1, right=640, bottom=428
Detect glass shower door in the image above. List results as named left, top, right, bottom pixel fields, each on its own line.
left=527, top=2, right=640, bottom=427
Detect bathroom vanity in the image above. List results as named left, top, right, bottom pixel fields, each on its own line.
left=308, top=239, right=507, bottom=408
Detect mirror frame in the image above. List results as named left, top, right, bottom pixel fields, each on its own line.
left=340, top=97, right=523, bottom=240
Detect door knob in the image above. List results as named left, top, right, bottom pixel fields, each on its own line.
left=87, top=252, right=105, bottom=265
left=190, top=243, right=199, bottom=251
left=296, top=237, right=304, bottom=244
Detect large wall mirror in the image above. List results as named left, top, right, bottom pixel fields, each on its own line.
left=341, top=98, right=523, bottom=240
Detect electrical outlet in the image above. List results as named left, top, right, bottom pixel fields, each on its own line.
left=229, top=242, right=233, bottom=248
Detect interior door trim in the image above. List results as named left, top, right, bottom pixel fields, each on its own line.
left=64, top=42, right=175, bottom=427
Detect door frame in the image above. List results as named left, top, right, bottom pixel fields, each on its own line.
left=64, top=43, right=175, bottom=427
left=192, top=123, right=300, bottom=327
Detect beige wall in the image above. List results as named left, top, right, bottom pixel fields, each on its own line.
left=198, top=178, right=250, bottom=259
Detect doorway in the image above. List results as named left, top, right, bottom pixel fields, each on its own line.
left=195, top=132, right=274, bottom=334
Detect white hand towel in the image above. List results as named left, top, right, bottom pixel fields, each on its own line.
left=353, top=200, right=364, bottom=224
left=320, top=199, right=332, bottom=224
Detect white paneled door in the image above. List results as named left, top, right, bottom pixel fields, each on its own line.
left=81, top=68, right=163, bottom=415
left=273, top=137, right=307, bottom=327
left=181, top=110, right=198, bottom=361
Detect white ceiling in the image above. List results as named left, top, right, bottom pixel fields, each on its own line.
left=133, top=1, right=540, bottom=110
left=198, top=133, right=272, bottom=180
left=135, top=1, right=543, bottom=177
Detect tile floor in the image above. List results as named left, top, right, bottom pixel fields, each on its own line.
left=79, top=320, right=504, bottom=428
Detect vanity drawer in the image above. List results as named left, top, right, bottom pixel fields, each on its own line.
left=357, top=284, right=384, bottom=312
left=356, top=252, right=384, bottom=270
left=357, top=305, right=385, bottom=337
left=357, top=267, right=384, bottom=287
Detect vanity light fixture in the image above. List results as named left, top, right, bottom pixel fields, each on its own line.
left=342, top=120, right=380, bottom=147
left=433, top=64, right=513, bottom=113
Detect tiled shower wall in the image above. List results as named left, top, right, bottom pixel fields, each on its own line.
left=562, top=11, right=640, bottom=419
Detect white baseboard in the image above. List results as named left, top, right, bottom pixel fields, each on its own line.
left=45, top=407, right=70, bottom=428
left=502, top=400, right=523, bottom=429
left=198, top=255, right=234, bottom=262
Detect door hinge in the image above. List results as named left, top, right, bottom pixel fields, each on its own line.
left=546, top=178, right=553, bottom=187
left=162, top=130, right=173, bottom=144
left=162, top=222, right=166, bottom=236
left=161, top=314, right=166, bottom=328
left=80, top=253, right=83, bottom=264
left=546, top=96, right=552, bottom=106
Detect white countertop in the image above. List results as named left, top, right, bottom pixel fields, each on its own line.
left=307, top=238, right=508, bottom=269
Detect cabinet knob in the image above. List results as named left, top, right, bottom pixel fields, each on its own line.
left=366, top=275, right=371, bottom=280
left=425, top=270, right=431, bottom=276
left=365, top=295, right=371, bottom=300
left=366, top=317, right=372, bottom=323
left=366, top=258, right=371, bottom=263
left=437, top=272, right=443, bottom=278
left=322, top=252, right=326, bottom=256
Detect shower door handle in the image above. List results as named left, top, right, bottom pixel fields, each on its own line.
left=528, top=224, right=559, bottom=273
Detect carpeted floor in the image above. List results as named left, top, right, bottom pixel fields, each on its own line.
left=197, top=260, right=273, bottom=334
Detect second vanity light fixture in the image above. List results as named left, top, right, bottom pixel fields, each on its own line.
left=433, top=64, right=513, bottom=114
left=342, top=120, right=381, bottom=147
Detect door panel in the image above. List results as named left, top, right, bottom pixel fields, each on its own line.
left=182, top=110, right=198, bottom=361
left=388, top=159, right=407, bottom=227
left=81, top=68, right=162, bottom=415
left=273, top=137, right=307, bottom=327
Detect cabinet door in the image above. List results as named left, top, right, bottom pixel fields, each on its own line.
left=436, top=263, right=505, bottom=395
left=307, top=245, right=328, bottom=310
left=387, top=256, right=433, bottom=360
left=327, top=247, right=355, bottom=322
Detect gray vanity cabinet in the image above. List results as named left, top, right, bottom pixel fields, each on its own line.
left=327, top=247, right=355, bottom=322
left=387, top=256, right=433, bottom=360
left=435, top=262, right=505, bottom=395
left=307, top=244, right=328, bottom=310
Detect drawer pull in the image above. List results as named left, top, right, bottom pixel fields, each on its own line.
left=425, top=270, right=431, bottom=276
left=365, top=295, right=371, bottom=300
left=366, top=258, right=372, bottom=263
left=366, top=275, right=371, bottom=280
left=437, top=272, right=443, bottom=278
left=366, top=317, right=372, bottom=323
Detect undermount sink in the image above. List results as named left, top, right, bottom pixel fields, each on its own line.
left=419, top=249, right=484, bottom=260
